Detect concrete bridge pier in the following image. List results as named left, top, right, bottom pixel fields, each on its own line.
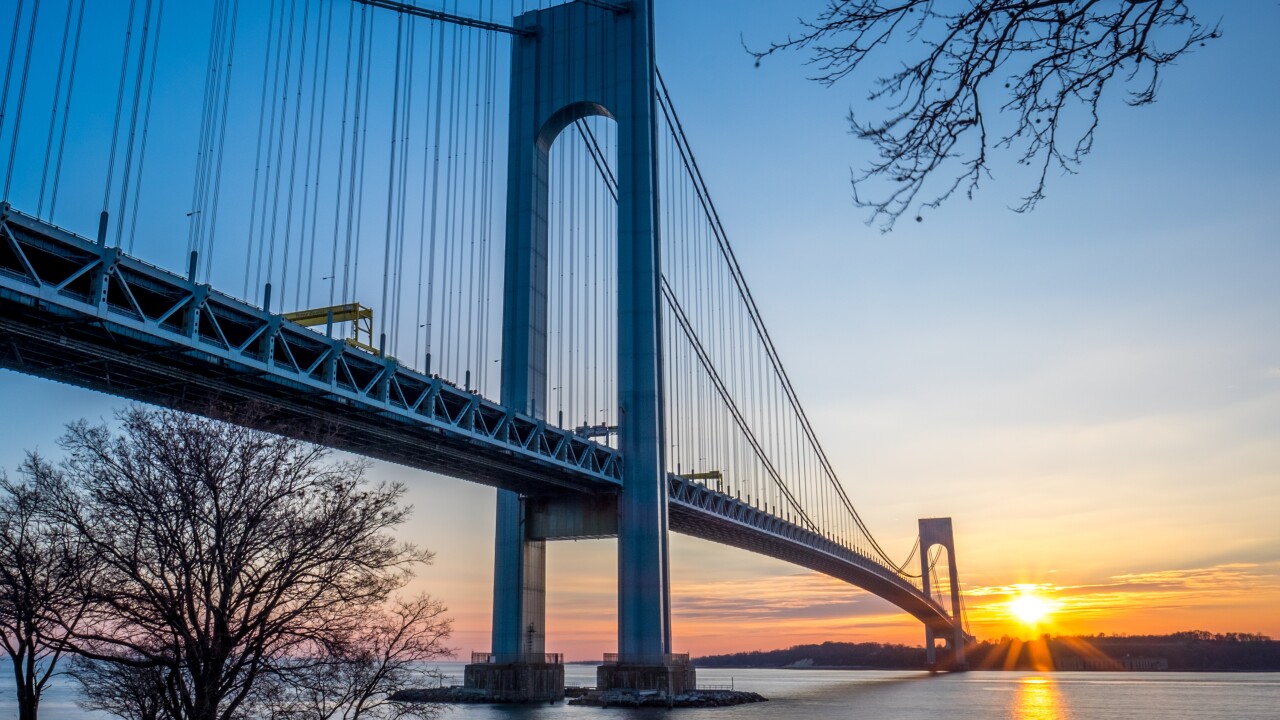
left=463, top=490, right=565, bottom=702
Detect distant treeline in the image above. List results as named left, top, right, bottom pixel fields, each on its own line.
left=694, top=632, right=1280, bottom=672
left=695, top=641, right=926, bottom=670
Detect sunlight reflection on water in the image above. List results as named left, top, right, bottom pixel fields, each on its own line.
left=1014, top=676, right=1068, bottom=720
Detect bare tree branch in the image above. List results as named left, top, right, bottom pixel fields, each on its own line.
left=270, top=593, right=454, bottom=720
left=0, top=464, right=98, bottom=720
left=748, top=0, right=1219, bottom=230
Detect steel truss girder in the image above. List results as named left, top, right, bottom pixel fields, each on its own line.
left=0, top=205, right=621, bottom=495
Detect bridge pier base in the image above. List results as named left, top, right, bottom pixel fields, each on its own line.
left=463, top=659, right=565, bottom=703
left=597, top=659, right=695, bottom=695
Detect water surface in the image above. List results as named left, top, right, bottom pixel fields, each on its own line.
left=5, top=663, right=1278, bottom=719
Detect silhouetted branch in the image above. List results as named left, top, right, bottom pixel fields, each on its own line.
left=69, top=656, right=172, bottom=720
left=749, top=0, right=1219, bottom=230
left=0, top=463, right=99, bottom=720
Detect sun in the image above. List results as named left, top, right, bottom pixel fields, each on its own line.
left=1009, top=591, right=1053, bottom=626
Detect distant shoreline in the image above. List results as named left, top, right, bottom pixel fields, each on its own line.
left=692, top=634, right=1280, bottom=673
left=688, top=665, right=1280, bottom=673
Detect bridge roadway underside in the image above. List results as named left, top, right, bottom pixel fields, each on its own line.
left=0, top=312, right=606, bottom=497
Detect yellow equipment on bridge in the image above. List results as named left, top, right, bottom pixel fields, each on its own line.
left=283, top=302, right=378, bottom=354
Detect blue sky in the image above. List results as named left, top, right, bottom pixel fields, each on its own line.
left=1, top=0, right=1277, bottom=657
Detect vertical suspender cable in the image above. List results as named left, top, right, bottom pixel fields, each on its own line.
left=477, top=14, right=497, bottom=391
left=0, top=0, right=28, bottom=173
left=300, top=0, right=335, bottom=307
left=201, top=0, right=242, bottom=282
left=566, top=126, right=576, bottom=422
left=464, top=17, right=483, bottom=380
left=453, top=19, right=475, bottom=377
left=37, top=0, right=79, bottom=216
left=113, top=0, right=155, bottom=247
left=339, top=4, right=368, bottom=308
left=379, top=10, right=404, bottom=350
left=392, top=16, right=416, bottom=355
left=352, top=7, right=374, bottom=307
left=413, top=18, right=439, bottom=369
left=442, top=12, right=465, bottom=377
left=555, top=119, right=565, bottom=421
left=422, top=16, right=449, bottom=369
left=188, top=0, right=230, bottom=259
left=260, top=0, right=290, bottom=297
left=350, top=5, right=374, bottom=310
left=246, top=0, right=281, bottom=298
left=264, top=0, right=301, bottom=300
left=328, top=0, right=356, bottom=309
left=102, top=0, right=140, bottom=219
left=3, top=0, right=40, bottom=201
left=279, top=0, right=314, bottom=306
left=47, top=0, right=85, bottom=221
left=126, top=0, right=166, bottom=251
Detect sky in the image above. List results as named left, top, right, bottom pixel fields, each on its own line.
left=1, top=0, right=1278, bottom=661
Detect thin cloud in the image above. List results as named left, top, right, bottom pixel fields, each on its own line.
left=963, top=562, right=1280, bottom=631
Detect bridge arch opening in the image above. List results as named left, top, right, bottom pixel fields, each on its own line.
left=541, top=113, right=621, bottom=441
left=538, top=102, right=616, bottom=154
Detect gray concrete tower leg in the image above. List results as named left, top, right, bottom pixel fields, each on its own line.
left=469, top=0, right=558, bottom=701
left=614, top=0, right=669, bottom=669
left=921, top=542, right=937, bottom=669
left=947, top=549, right=967, bottom=669
left=492, top=493, right=545, bottom=662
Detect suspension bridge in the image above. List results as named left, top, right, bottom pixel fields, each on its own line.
left=0, top=0, right=969, bottom=699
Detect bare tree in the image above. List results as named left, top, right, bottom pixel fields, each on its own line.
left=272, top=593, right=453, bottom=720
left=0, top=464, right=95, bottom=720
left=28, top=407, right=435, bottom=720
left=749, top=0, right=1220, bottom=229
left=69, top=656, right=171, bottom=720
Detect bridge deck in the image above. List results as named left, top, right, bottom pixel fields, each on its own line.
left=0, top=204, right=962, bottom=636
left=0, top=205, right=621, bottom=496
left=667, top=475, right=960, bottom=633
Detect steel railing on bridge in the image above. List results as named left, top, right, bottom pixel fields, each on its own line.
left=470, top=652, right=564, bottom=665
left=600, top=653, right=690, bottom=666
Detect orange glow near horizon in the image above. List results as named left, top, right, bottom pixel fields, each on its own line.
left=404, top=510, right=1280, bottom=661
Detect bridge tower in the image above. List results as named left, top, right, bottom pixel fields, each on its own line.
left=919, top=517, right=968, bottom=670
left=470, top=0, right=689, bottom=699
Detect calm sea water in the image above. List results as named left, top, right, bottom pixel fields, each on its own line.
left=5, top=663, right=1278, bottom=719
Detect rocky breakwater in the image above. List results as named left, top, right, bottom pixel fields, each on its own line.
left=388, top=686, right=490, bottom=704
left=569, top=689, right=768, bottom=708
